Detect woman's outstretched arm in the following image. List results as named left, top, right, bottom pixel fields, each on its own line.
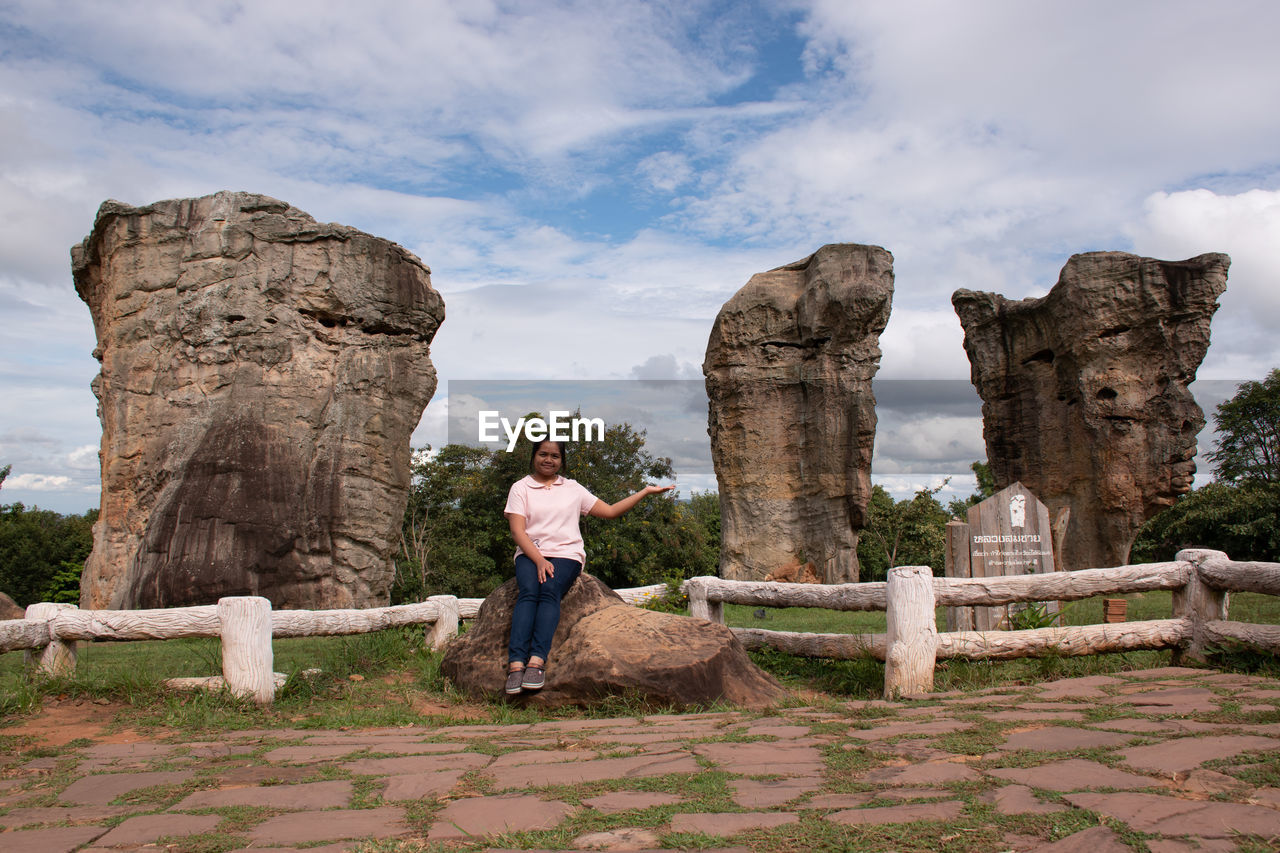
left=587, top=484, right=675, bottom=519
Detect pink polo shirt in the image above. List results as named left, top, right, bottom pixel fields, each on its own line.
left=504, top=475, right=599, bottom=564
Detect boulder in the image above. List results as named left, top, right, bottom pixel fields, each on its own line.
left=952, top=251, right=1229, bottom=571
left=0, top=591, right=24, bottom=620
left=704, top=244, right=894, bottom=583
left=440, top=574, right=787, bottom=710
left=73, top=192, right=444, bottom=609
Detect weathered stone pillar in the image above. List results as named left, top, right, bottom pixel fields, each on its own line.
left=705, top=244, right=893, bottom=583
left=953, top=252, right=1228, bottom=571
left=74, top=192, right=444, bottom=609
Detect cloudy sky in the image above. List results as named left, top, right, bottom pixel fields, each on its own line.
left=2, top=0, right=1278, bottom=514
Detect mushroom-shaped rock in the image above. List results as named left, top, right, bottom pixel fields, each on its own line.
left=952, top=251, right=1228, bottom=571
left=440, top=574, right=786, bottom=709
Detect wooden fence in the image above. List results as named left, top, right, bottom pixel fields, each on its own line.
left=3, top=550, right=1277, bottom=703
left=687, top=548, right=1280, bottom=698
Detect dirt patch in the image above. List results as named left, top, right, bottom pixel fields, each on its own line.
left=3, top=699, right=149, bottom=746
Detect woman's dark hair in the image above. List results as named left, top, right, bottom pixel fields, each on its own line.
left=529, top=439, right=568, bottom=475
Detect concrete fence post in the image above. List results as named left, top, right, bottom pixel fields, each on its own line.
left=426, top=595, right=460, bottom=650
left=884, top=565, right=938, bottom=700
left=686, top=578, right=724, bottom=624
left=24, top=602, right=79, bottom=677
left=1173, top=548, right=1230, bottom=665
left=218, top=596, right=274, bottom=704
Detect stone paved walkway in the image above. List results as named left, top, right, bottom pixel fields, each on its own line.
left=1, top=666, right=1278, bottom=851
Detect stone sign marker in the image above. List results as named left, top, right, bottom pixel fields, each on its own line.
left=945, top=482, right=1057, bottom=631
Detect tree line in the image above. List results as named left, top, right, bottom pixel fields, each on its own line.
left=1, top=370, right=1277, bottom=607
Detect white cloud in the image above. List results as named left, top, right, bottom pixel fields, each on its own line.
left=1128, top=188, right=1280, bottom=379
left=872, top=415, right=985, bottom=470
left=5, top=472, right=72, bottom=491
left=3, top=0, right=1280, bottom=514
left=66, top=445, right=99, bottom=470
left=637, top=151, right=695, bottom=194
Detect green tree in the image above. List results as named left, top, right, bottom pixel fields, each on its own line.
left=394, top=444, right=510, bottom=602
left=393, top=418, right=717, bottom=601
left=946, top=460, right=995, bottom=518
left=857, top=482, right=952, bottom=581
left=1132, top=481, right=1280, bottom=563
left=0, top=502, right=98, bottom=607
left=1208, top=369, right=1280, bottom=484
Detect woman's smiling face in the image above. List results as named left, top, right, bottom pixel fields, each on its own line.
left=532, top=441, right=562, bottom=480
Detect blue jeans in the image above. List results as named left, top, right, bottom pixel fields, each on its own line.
left=508, top=555, right=582, bottom=664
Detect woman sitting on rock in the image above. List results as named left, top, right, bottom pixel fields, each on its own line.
left=504, top=438, right=673, bottom=694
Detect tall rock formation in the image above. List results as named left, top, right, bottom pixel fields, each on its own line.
left=704, top=244, right=894, bottom=583
left=74, top=192, right=444, bottom=610
left=953, top=251, right=1228, bottom=572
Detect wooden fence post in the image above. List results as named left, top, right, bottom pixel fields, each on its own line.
left=425, top=595, right=460, bottom=650
left=24, top=602, right=78, bottom=677
left=1172, top=548, right=1229, bottom=665
left=218, top=596, right=274, bottom=704
left=884, top=566, right=937, bottom=699
left=686, top=578, right=724, bottom=624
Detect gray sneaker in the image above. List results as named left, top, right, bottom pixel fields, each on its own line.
left=521, top=665, right=545, bottom=691
left=505, top=668, right=525, bottom=694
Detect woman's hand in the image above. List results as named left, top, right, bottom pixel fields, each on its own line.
left=535, top=557, right=555, bottom=583
left=590, top=483, right=678, bottom=519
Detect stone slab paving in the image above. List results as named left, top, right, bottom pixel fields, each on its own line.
left=0, top=805, right=139, bottom=828
left=426, top=793, right=575, bottom=841
left=58, top=770, right=196, bottom=806
left=668, top=811, right=799, bottom=834
left=491, top=750, right=699, bottom=788
left=828, top=799, right=965, bottom=825
left=92, top=813, right=222, bottom=847
left=1118, top=734, right=1279, bottom=775
left=2, top=825, right=108, bottom=853
left=859, top=759, right=980, bottom=785
left=1065, top=791, right=1280, bottom=839
left=980, top=784, right=1067, bottom=815
left=580, top=791, right=685, bottom=813
left=729, top=777, right=824, bottom=807
left=171, top=778, right=354, bottom=810
left=5, top=668, right=1280, bottom=850
left=998, top=725, right=1135, bottom=752
left=986, top=758, right=1163, bottom=791
left=249, top=805, right=409, bottom=845
left=1033, top=825, right=1132, bottom=852
left=379, top=768, right=469, bottom=801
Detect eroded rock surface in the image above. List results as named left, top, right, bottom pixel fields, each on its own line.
left=440, top=574, right=786, bottom=709
left=953, top=251, right=1228, bottom=571
left=0, top=591, right=24, bottom=619
left=704, top=244, right=893, bottom=582
left=74, top=192, right=443, bottom=609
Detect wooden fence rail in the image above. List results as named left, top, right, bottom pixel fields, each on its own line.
left=0, top=582, right=671, bottom=704
left=688, top=548, right=1280, bottom=699
left=4, top=552, right=1276, bottom=703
